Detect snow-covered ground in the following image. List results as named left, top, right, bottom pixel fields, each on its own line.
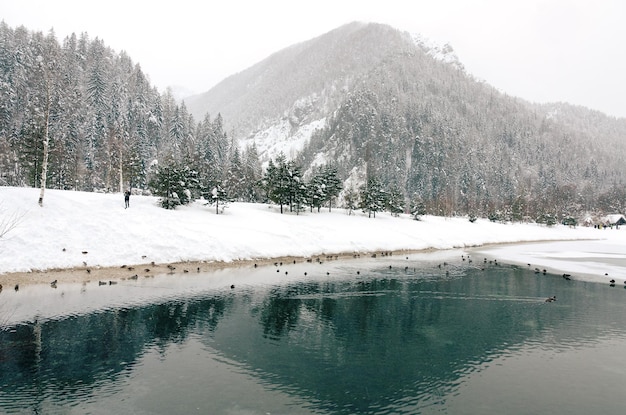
left=1, top=186, right=624, bottom=283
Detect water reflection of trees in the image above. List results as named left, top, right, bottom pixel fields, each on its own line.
left=0, top=294, right=233, bottom=408
left=227, top=267, right=624, bottom=414
left=2, top=266, right=624, bottom=414
left=256, top=287, right=302, bottom=339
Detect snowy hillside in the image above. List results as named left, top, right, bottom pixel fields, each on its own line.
left=0, top=186, right=615, bottom=279
left=184, top=21, right=626, bottom=220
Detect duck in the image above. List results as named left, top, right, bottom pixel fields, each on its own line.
left=545, top=295, right=557, bottom=303
left=50, top=279, right=57, bottom=288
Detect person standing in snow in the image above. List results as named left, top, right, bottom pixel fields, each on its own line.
left=124, top=189, right=131, bottom=208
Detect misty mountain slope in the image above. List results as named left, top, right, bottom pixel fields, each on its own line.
left=304, top=51, right=624, bottom=214
left=186, top=22, right=427, bottom=151
left=186, top=22, right=626, bottom=217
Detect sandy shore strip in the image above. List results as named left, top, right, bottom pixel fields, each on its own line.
left=0, top=249, right=429, bottom=289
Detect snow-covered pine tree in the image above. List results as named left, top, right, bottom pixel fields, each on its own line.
left=306, top=168, right=326, bottom=212
left=206, top=184, right=229, bottom=214
left=242, top=143, right=262, bottom=202
left=261, top=153, right=292, bottom=214
left=359, top=176, right=386, bottom=218
left=386, top=184, right=405, bottom=216
left=224, top=141, right=245, bottom=200
left=285, top=160, right=305, bottom=213
left=149, top=162, right=198, bottom=209
left=322, top=164, right=342, bottom=212
left=343, top=185, right=360, bottom=215
left=410, top=194, right=427, bottom=220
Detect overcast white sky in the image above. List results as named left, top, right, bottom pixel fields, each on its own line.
left=3, top=0, right=625, bottom=118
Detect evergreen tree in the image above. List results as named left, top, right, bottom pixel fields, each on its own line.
left=286, top=160, right=307, bottom=214
left=305, top=164, right=342, bottom=213
left=359, top=176, right=386, bottom=218
left=306, top=169, right=326, bottom=212
left=343, top=185, right=360, bottom=215
left=261, top=154, right=290, bottom=213
left=224, top=140, right=245, bottom=200
left=410, top=194, right=427, bottom=220
left=241, top=143, right=262, bottom=202
left=149, top=161, right=199, bottom=209
left=322, top=164, right=342, bottom=211
left=386, top=184, right=405, bottom=216
left=204, top=184, right=229, bottom=214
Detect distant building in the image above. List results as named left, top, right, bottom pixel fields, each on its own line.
left=603, top=214, right=626, bottom=226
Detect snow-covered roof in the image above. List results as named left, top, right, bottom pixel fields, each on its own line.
left=604, top=214, right=626, bottom=224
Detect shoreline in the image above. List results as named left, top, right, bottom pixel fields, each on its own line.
left=0, top=248, right=436, bottom=288
left=0, top=238, right=604, bottom=290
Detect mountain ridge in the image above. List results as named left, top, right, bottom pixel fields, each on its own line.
left=185, top=21, right=626, bottom=217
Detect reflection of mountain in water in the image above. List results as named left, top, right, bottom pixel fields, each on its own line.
left=1, top=265, right=624, bottom=413
left=207, top=266, right=626, bottom=413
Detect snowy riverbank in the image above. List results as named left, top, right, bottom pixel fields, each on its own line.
left=1, top=186, right=623, bottom=285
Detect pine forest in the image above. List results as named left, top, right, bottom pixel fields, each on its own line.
left=2, top=21, right=626, bottom=223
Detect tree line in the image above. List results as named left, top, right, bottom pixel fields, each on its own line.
left=0, top=23, right=264, bottom=206
left=149, top=149, right=425, bottom=221
left=3, top=22, right=625, bottom=224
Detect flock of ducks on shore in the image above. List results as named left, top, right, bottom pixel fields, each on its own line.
left=2, top=249, right=625, bottom=297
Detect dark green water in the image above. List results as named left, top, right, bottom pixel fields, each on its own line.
left=2, top=254, right=626, bottom=414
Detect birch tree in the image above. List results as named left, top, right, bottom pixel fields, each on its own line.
left=36, top=56, right=51, bottom=207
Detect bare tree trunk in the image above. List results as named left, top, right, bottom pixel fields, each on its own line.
left=38, top=81, right=50, bottom=207
left=119, top=142, right=124, bottom=193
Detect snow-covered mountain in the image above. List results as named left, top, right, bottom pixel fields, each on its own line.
left=185, top=22, right=626, bottom=216
left=185, top=22, right=418, bottom=161
left=186, top=23, right=466, bottom=164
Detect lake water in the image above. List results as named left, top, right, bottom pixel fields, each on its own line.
left=2, top=250, right=626, bottom=414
